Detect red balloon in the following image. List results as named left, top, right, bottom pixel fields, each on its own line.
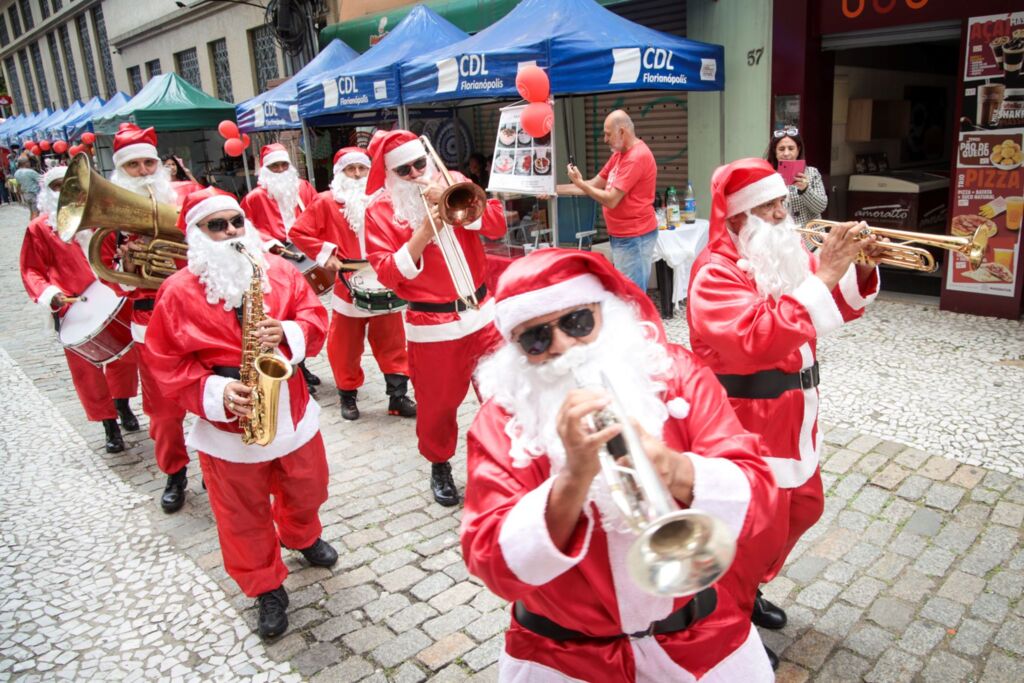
left=39, top=140, right=52, bottom=152
left=224, top=138, right=244, bottom=157
left=28, top=144, right=39, bottom=155
left=516, top=65, right=550, bottom=103
left=241, top=133, right=251, bottom=149
left=81, top=132, right=96, bottom=144
left=519, top=102, right=554, bottom=138
left=69, top=145, right=82, bottom=156
left=53, top=140, right=68, bottom=154
left=218, top=120, right=240, bottom=140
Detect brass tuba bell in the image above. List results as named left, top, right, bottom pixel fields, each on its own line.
left=56, top=152, right=186, bottom=289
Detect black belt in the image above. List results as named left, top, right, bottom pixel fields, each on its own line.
left=716, top=362, right=820, bottom=400
left=212, top=365, right=241, bottom=380
left=407, top=283, right=486, bottom=313
left=133, top=299, right=155, bottom=311
left=513, top=587, right=717, bottom=642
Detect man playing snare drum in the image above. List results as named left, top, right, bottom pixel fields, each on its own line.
left=290, top=147, right=415, bottom=421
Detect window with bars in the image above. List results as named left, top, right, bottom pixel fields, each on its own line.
left=5, top=56, right=25, bottom=114
left=0, top=15, right=8, bottom=47
left=74, top=13, right=99, bottom=98
left=18, top=50, right=37, bottom=111
left=9, top=7, right=21, bottom=38
left=46, top=32, right=67, bottom=107
left=209, top=38, right=232, bottom=103
left=51, top=0, right=62, bottom=12
left=30, top=41, right=50, bottom=108
left=89, top=6, right=115, bottom=98
left=249, top=25, right=278, bottom=95
left=146, top=59, right=161, bottom=79
left=57, top=23, right=79, bottom=100
left=19, top=0, right=33, bottom=30
left=127, top=65, right=142, bottom=95
left=38, top=0, right=49, bottom=20
left=174, top=47, right=200, bottom=89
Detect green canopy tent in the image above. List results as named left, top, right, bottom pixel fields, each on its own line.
left=92, top=73, right=236, bottom=134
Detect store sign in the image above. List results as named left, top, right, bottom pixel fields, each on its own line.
left=321, top=75, right=370, bottom=108
left=819, top=0, right=1016, bottom=34
left=486, top=103, right=555, bottom=196
left=609, top=47, right=700, bottom=86
left=435, top=54, right=506, bottom=94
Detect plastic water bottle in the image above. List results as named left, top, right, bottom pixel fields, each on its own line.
left=682, top=182, right=696, bottom=224
left=666, top=186, right=680, bottom=227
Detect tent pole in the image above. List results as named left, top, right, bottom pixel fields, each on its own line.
left=399, top=105, right=409, bottom=129
left=300, top=120, right=316, bottom=185
left=719, top=90, right=725, bottom=165
left=241, top=147, right=252, bottom=194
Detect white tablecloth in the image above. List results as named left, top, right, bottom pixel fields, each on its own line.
left=651, top=219, right=710, bottom=305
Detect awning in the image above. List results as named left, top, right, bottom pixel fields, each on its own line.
left=5, top=109, right=53, bottom=146
left=66, top=93, right=129, bottom=141
left=20, top=107, right=69, bottom=144
left=93, top=73, right=236, bottom=134
left=39, top=100, right=86, bottom=141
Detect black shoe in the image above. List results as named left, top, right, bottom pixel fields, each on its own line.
left=114, top=398, right=139, bottom=432
left=102, top=419, right=124, bottom=453
left=298, top=538, right=338, bottom=567
left=430, top=462, right=459, bottom=507
left=256, top=586, right=289, bottom=638
left=339, top=390, right=359, bottom=421
left=300, top=362, right=321, bottom=386
left=388, top=395, right=417, bottom=418
left=765, top=645, right=779, bottom=670
left=161, top=467, right=187, bottom=513
left=752, top=590, right=787, bottom=630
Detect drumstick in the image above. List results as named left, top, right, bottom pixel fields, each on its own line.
left=62, top=296, right=87, bottom=304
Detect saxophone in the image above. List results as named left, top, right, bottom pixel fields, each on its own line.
left=235, top=243, right=293, bottom=446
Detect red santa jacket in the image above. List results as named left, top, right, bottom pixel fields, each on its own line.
left=462, top=345, right=780, bottom=681
left=144, top=253, right=328, bottom=463
left=240, top=180, right=317, bottom=248
left=364, top=174, right=506, bottom=343
left=20, top=215, right=99, bottom=315
left=686, top=217, right=878, bottom=489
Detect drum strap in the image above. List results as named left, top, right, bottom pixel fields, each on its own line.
left=51, top=312, right=62, bottom=334
left=133, top=299, right=155, bottom=311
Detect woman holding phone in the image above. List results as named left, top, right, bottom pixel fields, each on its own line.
left=766, top=127, right=828, bottom=249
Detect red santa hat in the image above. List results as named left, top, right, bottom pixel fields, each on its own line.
left=716, top=158, right=788, bottom=219
left=365, top=129, right=425, bottom=194
left=259, top=143, right=291, bottom=168
left=112, top=123, right=159, bottom=168
left=493, top=248, right=665, bottom=342
left=177, top=187, right=243, bottom=233
left=333, top=146, right=371, bottom=174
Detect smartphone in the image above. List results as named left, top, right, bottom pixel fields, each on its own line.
left=568, top=154, right=576, bottom=169
left=778, top=159, right=806, bottom=186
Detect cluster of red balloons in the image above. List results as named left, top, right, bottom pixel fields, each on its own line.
left=516, top=65, right=553, bottom=138
left=26, top=131, right=95, bottom=157
left=69, top=132, right=96, bottom=157
left=218, top=120, right=250, bottom=157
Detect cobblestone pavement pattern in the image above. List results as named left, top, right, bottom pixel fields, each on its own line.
left=1, top=203, right=1022, bottom=681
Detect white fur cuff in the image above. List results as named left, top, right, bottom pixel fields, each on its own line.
left=685, top=452, right=750, bottom=539
left=316, top=242, right=337, bottom=268
left=37, top=285, right=63, bottom=312
left=185, top=195, right=242, bottom=231
left=837, top=264, right=878, bottom=310
left=262, top=150, right=290, bottom=167
left=726, top=174, right=787, bottom=218
left=112, top=143, right=159, bottom=168
left=791, top=275, right=843, bottom=337
left=203, top=374, right=235, bottom=423
left=384, top=139, right=427, bottom=169
left=263, top=238, right=284, bottom=252
left=494, top=273, right=610, bottom=339
left=280, top=320, right=306, bottom=364
left=395, top=243, right=424, bottom=280
left=335, top=151, right=371, bottom=172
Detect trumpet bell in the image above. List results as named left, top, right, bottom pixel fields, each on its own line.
left=439, top=181, right=486, bottom=226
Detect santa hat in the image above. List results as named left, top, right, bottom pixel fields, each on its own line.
left=112, top=123, right=159, bottom=168
left=41, top=165, right=68, bottom=188
left=260, top=143, right=291, bottom=168
left=493, top=248, right=665, bottom=342
left=333, top=146, right=371, bottom=175
left=365, top=129, right=425, bottom=194
left=177, top=187, right=243, bottom=233
left=717, top=158, right=787, bottom=219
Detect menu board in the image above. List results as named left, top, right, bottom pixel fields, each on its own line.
left=486, top=103, right=555, bottom=196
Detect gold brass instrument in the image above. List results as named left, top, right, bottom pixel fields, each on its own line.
left=796, top=219, right=989, bottom=273
left=56, top=152, right=185, bottom=289
left=580, top=370, right=737, bottom=597
left=235, top=244, right=293, bottom=446
left=417, top=135, right=487, bottom=310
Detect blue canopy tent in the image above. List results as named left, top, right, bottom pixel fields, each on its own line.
left=52, top=97, right=104, bottom=140
left=20, top=107, right=68, bottom=144
left=237, top=39, right=359, bottom=133
left=65, top=92, right=129, bottom=141
left=6, top=109, right=53, bottom=147
left=297, top=5, right=469, bottom=126
left=0, top=115, right=26, bottom=143
left=41, top=100, right=85, bottom=141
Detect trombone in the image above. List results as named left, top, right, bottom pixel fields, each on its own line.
left=796, top=219, right=989, bottom=273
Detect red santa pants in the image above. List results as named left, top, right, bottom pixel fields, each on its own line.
left=198, top=433, right=329, bottom=597
left=64, top=348, right=139, bottom=422
left=765, top=467, right=825, bottom=581
left=407, top=323, right=503, bottom=462
left=137, top=341, right=190, bottom=475
left=327, top=311, right=409, bottom=391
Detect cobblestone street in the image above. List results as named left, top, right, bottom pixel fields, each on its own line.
left=1, top=202, right=1023, bottom=681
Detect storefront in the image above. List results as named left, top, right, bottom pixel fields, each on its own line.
left=773, top=0, right=1023, bottom=319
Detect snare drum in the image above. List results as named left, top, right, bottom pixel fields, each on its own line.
left=281, top=246, right=334, bottom=296
left=349, top=267, right=406, bottom=313
left=58, top=280, right=134, bottom=366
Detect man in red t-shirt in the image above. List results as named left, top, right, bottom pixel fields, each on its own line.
left=556, top=110, right=658, bottom=291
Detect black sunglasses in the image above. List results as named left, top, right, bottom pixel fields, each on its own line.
left=773, top=126, right=799, bottom=139
left=394, top=157, right=428, bottom=177
left=203, top=214, right=245, bottom=233
left=516, top=308, right=596, bottom=356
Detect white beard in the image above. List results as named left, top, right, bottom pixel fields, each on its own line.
left=73, top=228, right=95, bottom=259
left=258, top=165, right=301, bottom=231
left=736, top=213, right=811, bottom=299
left=331, top=173, right=372, bottom=250
left=475, top=297, right=673, bottom=531
left=386, top=162, right=437, bottom=228
left=37, top=185, right=59, bottom=219
left=186, top=223, right=270, bottom=311
left=110, top=165, right=178, bottom=206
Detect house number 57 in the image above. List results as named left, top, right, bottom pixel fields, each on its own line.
left=747, top=48, right=764, bottom=66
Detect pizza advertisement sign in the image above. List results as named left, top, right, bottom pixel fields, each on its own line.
left=486, top=103, right=555, bottom=196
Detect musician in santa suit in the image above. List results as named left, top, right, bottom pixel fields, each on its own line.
left=289, top=146, right=416, bottom=421
left=363, top=130, right=507, bottom=507
left=241, top=142, right=322, bottom=391
left=19, top=165, right=141, bottom=453
left=687, top=158, right=880, bottom=659
left=463, top=249, right=780, bottom=681
left=100, top=123, right=201, bottom=513
left=145, top=187, right=337, bottom=639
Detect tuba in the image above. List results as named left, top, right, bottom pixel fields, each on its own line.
left=56, top=152, right=186, bottom=289
left=580, top=371, right=737, bottom=597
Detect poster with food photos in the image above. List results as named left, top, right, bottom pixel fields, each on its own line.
left=486, top=103, right=554, bottom=195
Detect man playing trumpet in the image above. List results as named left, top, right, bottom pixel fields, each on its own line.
left=462, top=249, right=782, bottom=681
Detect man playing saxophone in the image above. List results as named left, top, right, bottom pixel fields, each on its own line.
left=462, top=249, right=782, bottom=681
left=144, top=188, right=337, bottom=640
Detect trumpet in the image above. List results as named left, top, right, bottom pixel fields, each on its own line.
left=580, top=371, right=736, bottom=597
left=796, top=219, right=989, bottom=272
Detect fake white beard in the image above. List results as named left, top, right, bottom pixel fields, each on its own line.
left=186, top=223, right=270, bottom=310
left=73, top=228, right=95, bottom=258
left=385, top=162, right=437, bottom=228
left=110, top=164, right=178, bottom=206
left=37, top=185, right=59, bottom=219
left=736, top=212, right=811, bottom=300
left=475, top=297, right=673, bottom=531
left=331, top=173, right=371, bottom=237
left=258, top=165, right=301, bottom=230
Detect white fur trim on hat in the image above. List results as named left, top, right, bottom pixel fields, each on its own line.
left=262, top=149, right=291, bottom=168
left=185, top=195, right=243, bottom=231
left=384, top=139, right=427, bottom=170
left=112, top=143, right=159, bottom=168
left=726, top=173, right=787, bottom=218
left=334, top=151, right=371, bottom=174
left=42, top=165, right=68, bottom=187
left=494, top=273, right=611, bottom=339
